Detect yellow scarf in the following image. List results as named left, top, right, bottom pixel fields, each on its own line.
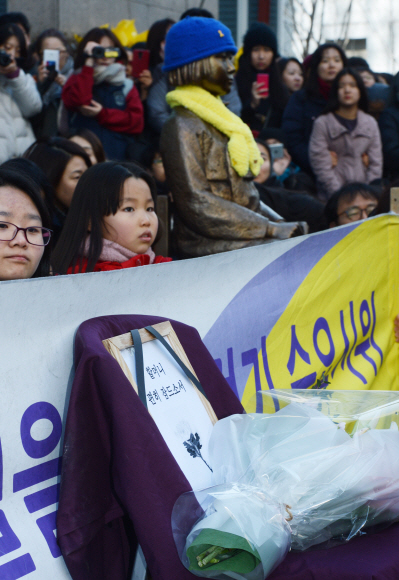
left=166, top=85, right=262, bottom=177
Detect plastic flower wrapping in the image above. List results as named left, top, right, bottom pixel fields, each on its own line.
left=172, top=390, right=399, bottom=579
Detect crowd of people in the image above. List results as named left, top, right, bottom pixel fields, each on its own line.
left=0, top=7, right=396, bottom=282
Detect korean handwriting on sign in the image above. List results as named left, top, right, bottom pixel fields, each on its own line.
left=145, top=363, right=166, bottom=379
left=147, top=380, right=186, bottom=405
left=286, top=292, right=382, bottom=389
left=216, top=291, right=384, bottom=414
left=0, top=402, right=63, bottom=578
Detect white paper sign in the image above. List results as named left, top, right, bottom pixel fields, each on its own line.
left=121, top=337, right=214, bottom=490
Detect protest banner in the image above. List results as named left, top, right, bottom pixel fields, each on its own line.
left=0, top=215, right=397, bottom=578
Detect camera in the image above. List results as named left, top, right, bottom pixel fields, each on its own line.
left=0, top=50, right=12, bottom=68
left=91, top=46, right=121, bottom=59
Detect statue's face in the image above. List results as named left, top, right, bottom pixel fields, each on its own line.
left=201, top=52, right=236, bottom=96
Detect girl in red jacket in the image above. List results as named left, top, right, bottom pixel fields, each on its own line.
left=51, top=161, right=171, bottom=274
left=62, top=28, right=144, bottom=161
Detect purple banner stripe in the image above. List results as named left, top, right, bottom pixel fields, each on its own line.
left=13, top=457, right=62, bottom=493
left=0, top=553, right=36, bottom=579
left=24, top=483, right=60, bottom=514
left=36, top=511, right=62, bottom=558
left=204, top=224, right=360, bottom=399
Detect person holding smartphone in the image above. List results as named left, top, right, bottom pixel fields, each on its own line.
left=0, top=23, right=42, bottom=164
left=62, top=28, right=144, bottom=161
left=235, top=23, right=289, bottom=134
left=31, top=29, right=74, bottom=138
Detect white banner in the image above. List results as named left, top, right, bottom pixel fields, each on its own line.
left=1, top=219, right=391, bottom=578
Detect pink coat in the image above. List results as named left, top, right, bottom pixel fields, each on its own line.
left=309, top=110, right=383, bottom=200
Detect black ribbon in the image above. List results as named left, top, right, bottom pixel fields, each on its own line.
left=129, top=325, right=209, bottom=409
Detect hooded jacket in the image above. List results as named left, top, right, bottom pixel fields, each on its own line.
left=309, top=110, right=383, bottom=200
left=0, top=69, right=42, bottom=163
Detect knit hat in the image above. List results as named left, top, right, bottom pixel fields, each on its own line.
left=163, top=17, right=237, bottom=72
left=243, top=23, right=277, bottom=57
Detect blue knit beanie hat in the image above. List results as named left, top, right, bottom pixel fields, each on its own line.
left=163, top=17, right=237, bottom=72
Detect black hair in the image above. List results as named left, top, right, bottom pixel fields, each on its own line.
left=51, top=161, right=158, bottom=274
left=33, top=28, right=70, bottom=57
left=347, top=56, right=369, bottom=69
left=0, top=168, right=52, bottom=278
left=277, top=57, right=304, bottom=91
left=67, top=128, right=106, bottom=163
left=1, top=157, right=56, bottom=216
left=0, top=22, right=27, bottom=60
left=146, top=18, right=175, bottom=69
left=0, top=12, right=30, bottom=34
left=254, top=138, right=272, bottom=184
left=74, top=28, right=128, bottom=69
left=23, top=137, right=91, bottom=210
left=354, top=65, right=378, bottom=82
left=180, top=8, right=214, bottom=19
left=323, top=68, right=368, bottom=114
left=324, top=182, right=379, bottom=225
left=305, top=43, right=347, bottom=100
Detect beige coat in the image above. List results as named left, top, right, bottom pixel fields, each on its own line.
left=309, top=110, right=383, bottom=200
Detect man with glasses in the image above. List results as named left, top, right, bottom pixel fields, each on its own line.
left=324, top=182, right=379, bottom=228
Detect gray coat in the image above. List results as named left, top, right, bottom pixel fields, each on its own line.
left=309, top=110, right=383, bottom=200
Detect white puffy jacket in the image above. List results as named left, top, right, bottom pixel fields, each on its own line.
left=0, top=69, right=42, bottom=164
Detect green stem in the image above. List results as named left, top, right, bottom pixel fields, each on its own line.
left=200, top=547, right=224, bottom=566
left=196, top=546, right=217, bottom=562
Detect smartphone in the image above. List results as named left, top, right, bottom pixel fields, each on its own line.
left=43, top=48, right=59, bottom=72
left=269, top=143, right=284, bottom=162
left=132, top=48, right=150, bottom=79
left=257, top=73, right=269, bottom=97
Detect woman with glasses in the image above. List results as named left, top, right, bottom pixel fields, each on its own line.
left=309, top=68, right=383, bottom=201
left=31, top=28, right=74, bottom=138
left=0, top=168, right=52, bottom=280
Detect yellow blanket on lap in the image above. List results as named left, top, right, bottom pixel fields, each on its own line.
left=166, top=85, right=262, bottom=177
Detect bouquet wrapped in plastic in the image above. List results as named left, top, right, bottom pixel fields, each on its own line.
left=172, top=390, right=399, bottom=580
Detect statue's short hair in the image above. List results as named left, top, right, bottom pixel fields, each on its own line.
left=168, top=56, right=213, bottom=87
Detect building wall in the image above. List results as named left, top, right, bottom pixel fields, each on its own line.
left=279, top=0, right=398, bottom=73
left=7, top=0, right=218, bottom=38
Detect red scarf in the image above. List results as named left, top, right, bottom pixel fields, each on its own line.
left=318, top=77, right=332, bottom=101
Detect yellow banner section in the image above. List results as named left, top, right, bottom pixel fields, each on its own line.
left=243, top=216, right=399, bottom=412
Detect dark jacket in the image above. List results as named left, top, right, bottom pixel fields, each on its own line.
left=282, top=89, right=327, bottom=174
left=379, top=106, right=399, bottom=179
left=236, top=64, right=286, bottom=132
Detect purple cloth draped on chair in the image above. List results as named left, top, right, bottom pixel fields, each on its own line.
left=57, top=315, right=244, bottom=580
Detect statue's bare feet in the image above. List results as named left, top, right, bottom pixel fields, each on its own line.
left=267, top=221, right=308, bottom=239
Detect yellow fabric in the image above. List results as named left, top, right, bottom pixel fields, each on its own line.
left=166, top=85, right=262, bottom=177
left=240, top=215, right=399, bottom=412
left=74, top=21, right=148, bottom=47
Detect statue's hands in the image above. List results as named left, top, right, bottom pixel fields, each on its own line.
left=266, top=221, right=308, bottom=239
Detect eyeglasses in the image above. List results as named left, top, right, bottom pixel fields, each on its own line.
left=337, top=204, right=377, bottom=221
left=0, top=222, right=52, bottom=246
